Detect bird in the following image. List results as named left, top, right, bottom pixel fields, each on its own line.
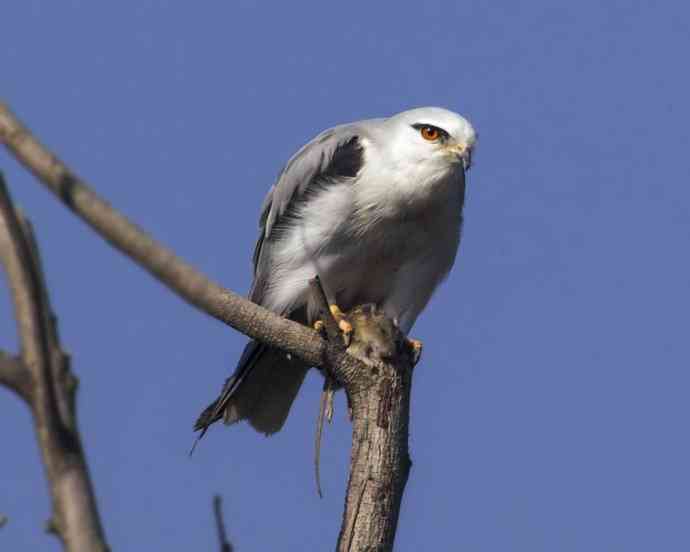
left=194, top=106, right=476, bottom=438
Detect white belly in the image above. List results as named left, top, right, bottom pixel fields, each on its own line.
left=263, top=179, right=463, bottom=333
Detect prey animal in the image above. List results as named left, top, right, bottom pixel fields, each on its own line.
left=195, top=107, right=476, bottom=437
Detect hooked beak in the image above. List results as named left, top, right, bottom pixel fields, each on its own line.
left=446, top=143, right=473, bottom=171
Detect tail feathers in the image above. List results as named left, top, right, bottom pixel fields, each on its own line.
left=194, top=341, right=263, bottom=437
left=194, top=341, right=310, bottom=438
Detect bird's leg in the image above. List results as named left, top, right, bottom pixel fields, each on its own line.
left=329, top=304, right=353, bottom=346
left=311, top=293, right=351, bottom=347
left=391, top=317, right=423, bottom=366
left=313, top=310, right=351, bottom=346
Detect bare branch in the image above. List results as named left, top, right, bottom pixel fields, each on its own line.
left=333, top=306, right=414, bottom=552
left=0, top=102, right=325, bottom=367
left=0, top=174, right=109, bottom=551
left=213, top=495, right=234, bottom=552
left=0, top=103, right=417, bottom=552
left=309, top=279, right=415, bottom=550
left=0, top=350, right=31, bottom=403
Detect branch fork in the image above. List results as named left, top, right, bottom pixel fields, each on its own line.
left=1, top=102, right=416, bottom=552
left=0, top=173, right=109, bottom=551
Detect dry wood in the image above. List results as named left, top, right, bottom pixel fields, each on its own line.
left=0, top=174, right=109, bottom=551
left=213, top=495, right=234, bottom=552
left=0, top=103, right=416, bottom=551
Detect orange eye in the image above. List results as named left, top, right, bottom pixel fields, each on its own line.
left=420, top=126, right=440, bottom=141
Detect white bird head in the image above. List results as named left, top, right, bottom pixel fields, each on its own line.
left=357, top=107, right=476, bottom=212
left=384, top=106, right=477, bottom=171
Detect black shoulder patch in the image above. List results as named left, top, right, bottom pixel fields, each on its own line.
left=250, top=135, right=364, bottom=292
left=324, top=136, right=364, bottom=179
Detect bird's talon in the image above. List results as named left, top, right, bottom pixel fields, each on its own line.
left=338, top=319, right=353, bottom=346
left=406, top=338, right=423, bottom=365
left=313, top=320, right=325, bottom=334
left=329, top=303, right=353, bottom=346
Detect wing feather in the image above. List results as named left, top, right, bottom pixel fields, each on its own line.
left=193, top=124, right=368, bottom=441
left=250, top=124, right=365, bottom=305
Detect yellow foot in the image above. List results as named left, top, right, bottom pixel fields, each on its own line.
left=313, top=320, right=325, bottom=334
left=329, top=304, right=353, bottom=346
left=406, top=338, right=423, bottom=365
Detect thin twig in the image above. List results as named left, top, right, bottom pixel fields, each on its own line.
left=213, top=495, right=233, bottom=552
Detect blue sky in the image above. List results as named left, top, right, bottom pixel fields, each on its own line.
left=2, top=1, right=689, bottom=550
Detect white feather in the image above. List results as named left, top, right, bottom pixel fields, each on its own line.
left=263, top=107, right=475, bottom=333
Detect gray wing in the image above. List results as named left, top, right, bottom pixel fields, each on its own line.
left=192, top=124, right=370, bottom=440
left=249, top=123, right=367, bottom=305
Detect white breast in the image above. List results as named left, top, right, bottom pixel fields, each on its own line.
left=263, top=153, right=464, bottom=333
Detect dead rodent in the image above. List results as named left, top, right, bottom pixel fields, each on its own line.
left=346, top=304, right=403, bottom=363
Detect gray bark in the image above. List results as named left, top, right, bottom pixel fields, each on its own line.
left=0, top=102, right=416, bottom=551
left=0, top=174, right=109, bottom=551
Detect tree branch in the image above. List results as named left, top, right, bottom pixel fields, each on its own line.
left=0, top=173, right=109, bottom=551
left=0, top=350, right=31, bottom=403
left=333, top=305, right=414, bottom=552
left=0, top=102, right=325, bottom=367
left=308, top=280, right=414, bottom=550
left=212, top=495, right=234, bottom=552
left=0, top=102, right=416, bottom=551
